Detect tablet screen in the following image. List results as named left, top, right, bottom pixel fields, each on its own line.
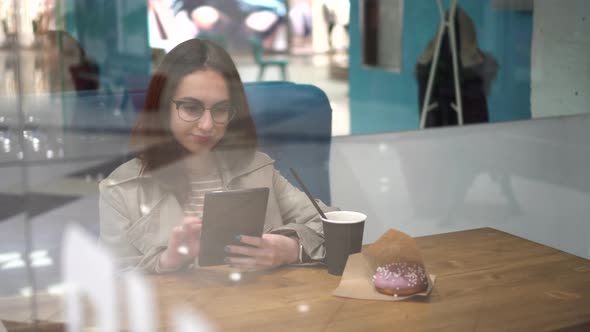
left=198, top=187, right=269, bottom=266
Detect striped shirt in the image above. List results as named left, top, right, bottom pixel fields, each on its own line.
left=183, top=173, right=223, bottom=217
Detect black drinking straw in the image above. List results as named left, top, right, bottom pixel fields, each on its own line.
left=289, top=168, right=327, bottom=219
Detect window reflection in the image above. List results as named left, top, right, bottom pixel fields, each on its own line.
left=0, top=1, right=589, bottom=331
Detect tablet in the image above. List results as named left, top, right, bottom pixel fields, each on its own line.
left=198, top=187, right=269, bottom=266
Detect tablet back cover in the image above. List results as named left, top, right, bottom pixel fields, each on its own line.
left=199, top=187, right=269, bottom=266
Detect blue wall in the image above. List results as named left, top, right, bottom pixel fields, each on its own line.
left=349, top=0, right=533, bottom=134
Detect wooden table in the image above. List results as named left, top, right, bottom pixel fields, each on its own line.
left=3, top=228, right=590, bottom=331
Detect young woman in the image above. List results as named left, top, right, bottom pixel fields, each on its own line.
left=99, top=38, right=334, bottom=273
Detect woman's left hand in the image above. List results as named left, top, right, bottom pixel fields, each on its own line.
left=225, top=234, right=299, bottom=270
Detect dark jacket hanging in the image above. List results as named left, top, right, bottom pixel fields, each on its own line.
left=416, top=6, right=497, bottom=128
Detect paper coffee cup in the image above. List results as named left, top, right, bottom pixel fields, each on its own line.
left=322, top=211, right=366, bottom=276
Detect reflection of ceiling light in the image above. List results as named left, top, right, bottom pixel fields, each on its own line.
left=19, top=287, right=32, bottom=297
left=2, top=258, right=26, bottom=270
left=229, top=272, right=242, bottom=282
left=30, top=250, right=53, bottom=266
left=47, top=283, right=64, bottom=296
left=0, top=252, right=21, bottom=264
left=28, top=116, right=34, bottom=122
left=32, top=257, right=53, bottom=268
left=297, top=304, right=310, bottom=313
left=140, top=204, right=150, bottom=215
left=177, top=246, right=189, bottom=255
left=46, top=149, right=54, bottom=159
left=29, top=250, right=48, bottom=259
left=0, top=116, right=5, bottom=122
left=378, top=143, right=388, bottom=153
left=17, top=151, right=24, bottom=159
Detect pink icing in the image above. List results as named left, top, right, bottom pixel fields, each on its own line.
left=372, top=262, right=427, bottom=292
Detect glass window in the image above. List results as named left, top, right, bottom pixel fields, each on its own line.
left=1, top=0, right=589, bottom=330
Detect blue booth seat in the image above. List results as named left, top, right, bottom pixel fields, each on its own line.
left=243, top=82, right=332, bottom=205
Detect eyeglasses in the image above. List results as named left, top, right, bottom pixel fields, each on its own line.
left=172, top=99, right=236, bottom=124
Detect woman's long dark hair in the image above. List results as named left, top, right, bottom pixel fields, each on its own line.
left=130, top=39, right=257, bottom=202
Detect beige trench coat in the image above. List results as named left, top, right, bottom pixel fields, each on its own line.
left=98, top=151, right=335, bottom=273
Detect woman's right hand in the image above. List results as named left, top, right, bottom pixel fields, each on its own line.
left=158, top=216, right=202, bottom=271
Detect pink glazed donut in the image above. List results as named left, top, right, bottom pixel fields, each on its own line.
left=372, top=262, right=428, bottom=297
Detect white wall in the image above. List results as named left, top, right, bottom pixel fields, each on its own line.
left=331, top=113, right=590, bottom=260
left=531, top=0, right=590, bottom=118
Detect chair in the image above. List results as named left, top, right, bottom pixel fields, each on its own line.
left=244, top=81, right=332, bottom=204
left=249, top=36, right=289, bottom=81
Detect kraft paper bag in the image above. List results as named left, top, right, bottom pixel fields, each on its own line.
left=332, top=229, right=436, bottom=301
